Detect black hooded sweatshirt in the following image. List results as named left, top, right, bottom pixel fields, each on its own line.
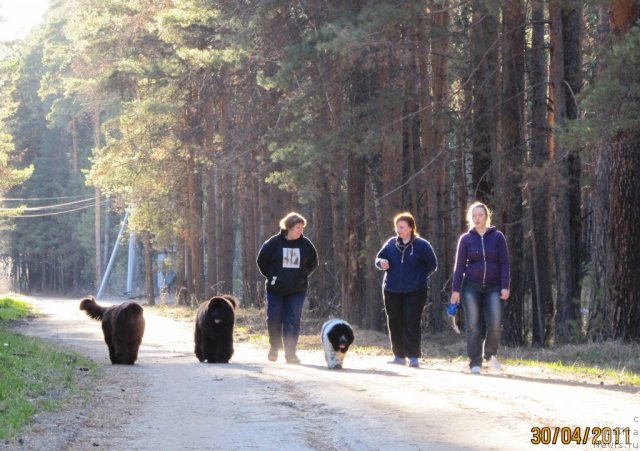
left=256, top=231, right=318, bottom=295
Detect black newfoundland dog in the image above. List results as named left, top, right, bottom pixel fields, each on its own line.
left=194, top=294, right=238, bottom=363
left=80, top=297, right=145, bottom=365
left=321, top=318, right=355, bottom=369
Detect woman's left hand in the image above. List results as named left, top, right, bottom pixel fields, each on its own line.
left=500, top=289, right=510, bottom=300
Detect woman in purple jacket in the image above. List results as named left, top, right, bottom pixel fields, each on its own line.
left=450, top=202, right=510, bottom=374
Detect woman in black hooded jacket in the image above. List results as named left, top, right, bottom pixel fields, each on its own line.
left=257, top=212, right=318, bottom=364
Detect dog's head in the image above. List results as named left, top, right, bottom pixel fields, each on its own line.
left=328, top=323, right=355, bottom=353
left=205, top=296, right=236, bottom=326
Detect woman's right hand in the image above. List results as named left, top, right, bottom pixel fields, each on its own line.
left=450, top=291, right=460, bottom=304
left=378, top=259, right=390, bottom=270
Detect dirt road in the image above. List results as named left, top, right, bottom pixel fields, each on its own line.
left=6, top=296, right=640, bottom=450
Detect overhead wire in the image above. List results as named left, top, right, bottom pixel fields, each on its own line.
left=1, top=199, right=109, bottom=218
left=0, top=194, right=96, bottom=201
left=0, top=196, right=97, bottom=212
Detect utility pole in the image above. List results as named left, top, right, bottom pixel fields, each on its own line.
left=96, top=210, right=129, bottom=300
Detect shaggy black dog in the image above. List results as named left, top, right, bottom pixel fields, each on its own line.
left=79, top=297, right=145, bottom=365
left=321, top=318, right=355, bottom=369
left=194, top=294, right=238, bottom=363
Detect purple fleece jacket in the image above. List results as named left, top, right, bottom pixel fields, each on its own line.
left=451, top=226, right=510, bottom=292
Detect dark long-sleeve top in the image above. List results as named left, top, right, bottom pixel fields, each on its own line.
left=375, top=235, right=437, bottom=293
left=257, top=231, right=318, bottom=295
left=451, top=226, right=510, bottom=292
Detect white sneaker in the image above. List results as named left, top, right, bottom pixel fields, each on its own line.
left=470, top=366, right=481, bottom=374
left=489, top=356, right=501, bottom=371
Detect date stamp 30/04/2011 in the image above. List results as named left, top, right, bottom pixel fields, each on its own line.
left=530, top=426, right=633, bottom=446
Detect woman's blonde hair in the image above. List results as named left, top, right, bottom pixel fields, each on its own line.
left=393, top=211, right=419, bottom=236
left=466, top=201, right=492, bottom=229
left=279, top=212, right=307, bottom=231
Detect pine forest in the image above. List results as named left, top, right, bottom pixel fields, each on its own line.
left=1, top=0, right=639, bottom=345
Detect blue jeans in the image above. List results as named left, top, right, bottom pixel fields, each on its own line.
left=266, top=291, right=306, bottom=357
left=462, top=280, right=503, bottom=368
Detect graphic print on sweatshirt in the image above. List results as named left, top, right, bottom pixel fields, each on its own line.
left=282, top=248, right=301, bottom=268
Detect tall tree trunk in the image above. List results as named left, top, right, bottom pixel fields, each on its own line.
left=588, top=5, right=613, bottom=340
left=364, top=168, right=384, bottom=330
left=187, top=80, right=207, bottom=304
left=416, top=13, right=433, bottom=227
left=528, top=0, right=553, bottom=346
left=548, top=0, right=582, bottom=344
left=343, top=150, right=367, bottom=326
left=184, top=234, right=193, bottom=304
left=588, top=140, right=614, bottom=339
left=328, top=62, right=346, bottom=312
left=610, top=132, right=640, bottom=341
left=239, top=155, right=260, bottom=307
left=405, top=97, right=419, bottom=215
left=379, top=52, right=403, bottom=223
left=564, top=1, right=584, bottom=340
left=470, top=0, right=499, bottom=202
left=215, top=164, right=235, bottom=294
left=342, top=67, right=369, bottom=327
left=453, top=47, right=470, bottom=243
left=202, top=89, right=218, bottom=300
left=205, top=165, right=218, bottom=298
left=310, top=174, right=336, bottom=312
left=499, top=0, right=525, bottom=345
left=608, top=0, right=640, bottom=341
left=216, top=79, right=235, bottom=295
left=426, top=0, right=449, bottom=333
left=610, top=0, right=638, bottom=35
left=69, top=117, right=78, bottom=173
left=187, top=150, right=205, bottom=303
left=143, top=233, right=155, bottom=306
left=176, top=234, right=188, bottom=306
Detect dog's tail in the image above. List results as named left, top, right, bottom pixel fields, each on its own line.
left=79, top=296, right=107, bottom=321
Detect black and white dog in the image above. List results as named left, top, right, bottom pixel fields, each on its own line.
left=321, top=318, right=355, bottom=369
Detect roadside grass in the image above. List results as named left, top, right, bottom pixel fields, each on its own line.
left=148, top=303, right=640, bottom=387
left=0, top=297, right=33, bottom=321
left=502, top=342, right=640, bottom=386
left=0, top=297, right=100, bottom=441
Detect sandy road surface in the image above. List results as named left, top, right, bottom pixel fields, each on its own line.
left=5, top=296, right=640, bottom=451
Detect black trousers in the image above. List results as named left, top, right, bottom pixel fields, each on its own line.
left=383, top=288, right=427, bottom=358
